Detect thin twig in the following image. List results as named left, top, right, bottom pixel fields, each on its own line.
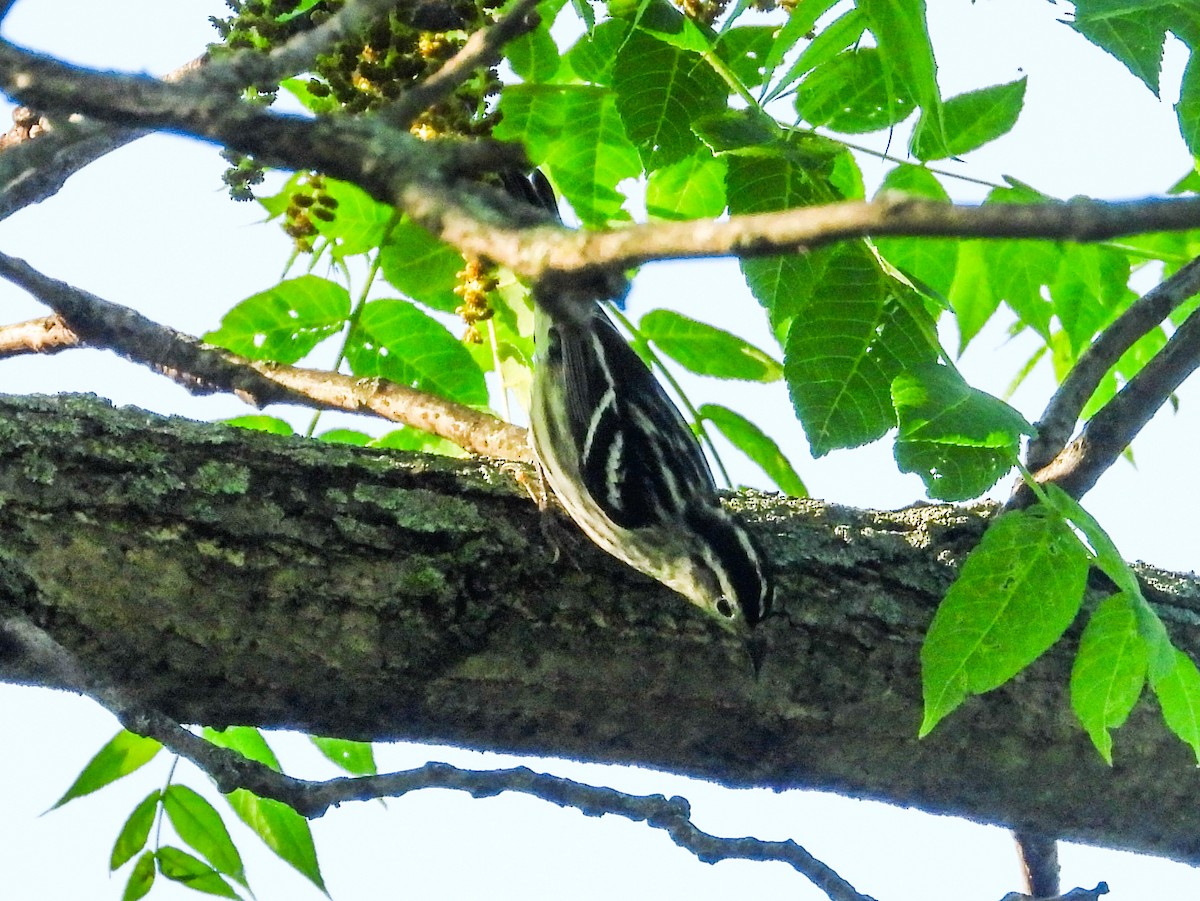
left=0, top=611, right=873, bottom=901
left=1026, top=256, right=1200, bottom=472
left=0, top=314, right=76, bottom=357
left=383, top=0, right=543, bottom=129
left=0, top=251, right=530, bottom=461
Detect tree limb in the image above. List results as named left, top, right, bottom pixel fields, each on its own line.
left=1026, top=256, right=1200, bottom=473
left=1013, top=830, right=1060, bottom=898
left=5, top=40, right=1200, bottom=283
left=4, top=394, right=1200, bottom=865
left=0, top=250, right=530, bottom=460
left=1013, top=296, right=1200, bottom=504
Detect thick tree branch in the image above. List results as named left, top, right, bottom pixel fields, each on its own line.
left=5, top=40, right=1200, bottom=285
left=0, top=250, right=530, bottom=460
left=1026, top=256, right=1200, bottom=473
left=4, top=394, right=1200, bottom=865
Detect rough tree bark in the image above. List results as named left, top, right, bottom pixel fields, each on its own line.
left=2, top=392, right=1200, bottom=866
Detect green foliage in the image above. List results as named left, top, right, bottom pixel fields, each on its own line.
left=920, top=505, right=1091, bottom=736
left=892, top=364, right=1034, bottom=501
left=1071, top=592, right=1149, bottom=764
left=52, top=730, right=161, bottom=808
left=204, top=276, right=351, bottom=364
left=639, top=308, right=782, bottom=381
left=310, top=737, right=378, bottom=776
left=699, top=403, right=807, bottom=496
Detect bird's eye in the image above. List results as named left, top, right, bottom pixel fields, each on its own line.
left=716, top=597, right=734, bottom=618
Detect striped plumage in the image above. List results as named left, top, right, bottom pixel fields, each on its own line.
left=508, top=171, right=773, bottom=630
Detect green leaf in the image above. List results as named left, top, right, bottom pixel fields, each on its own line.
left=1070, top=592, right=1149, bottom=764
left=912, top=77, right=1027, bottom=161
left=379, top=217, right=466, bottom=313
left=1073, top=0, right=1168, bottom=96
left=858, top=0, right=946, bottom=156
left=646, top=150, right=728, bottom=219
left=204, top=276, right=351, bottom=364
left=279, top=77, right=341, bottom=115
left=1153, top=650, right=1200, bottom=763
left=920, top=505, right=1090, bottom=735
left=508, top=1, right=564, bottom=82
left=122, top=851, right=156, bottom=901
left=225, top=790, right=326, bottom=894
left=318, top=428, right=372, bottom=446
left=1040, top=485, right=1175, bottom=680
left=760, top=0, right=840, bottom=87
left=699, top=403, right=807, bottom=496
left=111, top=791, right=161, bottom=871
left=372, top=425, right=468, bottom=458
left=163, top=785, right=246, bottom=885
left=640, top=308, right=782, bottom=381
left=796, top=48, right=915, bottom=134
left=727, top=150, right=844, bottom=333
left=156, top=846, right=241, bottom=899
left=612, top=28, right=728, bottom=169
left=564, top=18, right=628, bottom=85
left=947, top=241, right=1000, bottom=352
left=310, top=178, right=395, bottom=259
left=634, top=0, right=711, bottom=52
left=221, top=415, right=295, bottom=436
left=892, top=363, right=1033, bottom=501
left=52, top=731, right=162, bottom=809
left=545, top=87, right=642, bottom=225
left=766, top=7, right=866, bottom=103
left=1178, top=52, right=1200, bottom=158
left=783, top=243, right=934, bottom=456
left=202, top=726, right=281, bottom=771
left=1050, top=244, right=1133, bottom=358
left=691, top=107, right=779, bottom=153
left=715, top=25, right=777, bottom=88
left=310, top=736, right=378, bottom=776
left=347, top=299, right=489, bottom=405
left=873, top=165, right=957, bottom=298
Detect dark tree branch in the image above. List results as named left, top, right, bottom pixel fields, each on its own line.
left=5, top=39, right=1200, bottom=284
left=0, top=251, right=530, bottom=460
left=1013, top=830, right=1060, bottom=898
left=1, top=609, right=874, bottom=901
left=384, top=0, right=543, bottom=129
left=1012, top=295, right=1200, bottom=505
left=0, top=56, right=203, bottom=222
left=1026, top=256, right=1200, bottom=473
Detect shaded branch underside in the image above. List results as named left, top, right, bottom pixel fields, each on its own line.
left=2, top=395, right=1200, bottom=865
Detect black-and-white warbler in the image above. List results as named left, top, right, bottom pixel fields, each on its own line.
left=503, top=171, right=773, bottom=631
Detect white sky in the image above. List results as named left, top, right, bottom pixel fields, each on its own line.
left=1, top=1, right=1198, bottom=899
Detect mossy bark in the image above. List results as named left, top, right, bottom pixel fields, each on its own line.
left=3, top=393, right=1200, bottom=864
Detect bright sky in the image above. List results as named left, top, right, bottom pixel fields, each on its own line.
left=1, top=1, right=1199, bottom=899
